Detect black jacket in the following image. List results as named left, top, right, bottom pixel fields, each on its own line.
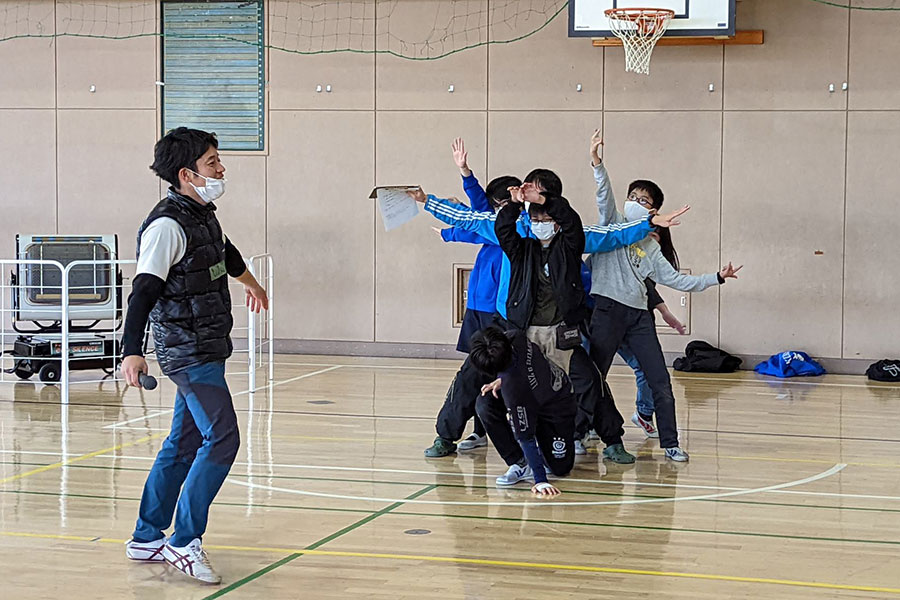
left=495, top=194, right=590, bottom=330
left=136, top=190, right=233, bottom=374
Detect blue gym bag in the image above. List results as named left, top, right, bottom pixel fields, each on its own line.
left=754, top=351, right=826, bottom=378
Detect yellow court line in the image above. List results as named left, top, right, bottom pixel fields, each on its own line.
left=3, top=531, right=900, bottom=595
left=0, top=433, right=165, bottom=485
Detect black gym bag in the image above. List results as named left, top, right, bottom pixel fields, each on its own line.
left=673, top=341, right=742, bottom=373
left=866, top=360, right=900, bottom=383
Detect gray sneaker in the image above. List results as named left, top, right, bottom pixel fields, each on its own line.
left=495, top=463, right=533, bottom=486
left=457, top=433, right=487, bottom=451
left=664, top=447, right=690, bottom=462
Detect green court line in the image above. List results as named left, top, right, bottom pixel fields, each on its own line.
left=3, top=460, right=899, bottom=515
left=5, top=488, right=900, bottom=549
left=200, top=484, right=437, bottom=600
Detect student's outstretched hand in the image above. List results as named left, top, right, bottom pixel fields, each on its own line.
left=650, top=205, right=690, bottom=228
left=431, top=227, right=445, bottom=238
left=660, top=308, right=687, bottom=334
left=507, top=186, right=524, bottom=204
left=407, top=188, right=427, bottom=203
left=481, top=378, right=502, bottom=398
left=520, top=182, right=544, bottom=205
left=532, top=482, right=562, bottom=497
left=452, top=138, right=471, bottom=177
left=719, top=262, right=743, bottom=280
left=590, top=128, right=603, bottom=166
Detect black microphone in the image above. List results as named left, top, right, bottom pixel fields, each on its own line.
left=138, top=372, right=158, bottom=391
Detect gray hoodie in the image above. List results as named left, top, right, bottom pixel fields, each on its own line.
left=587, top=162, right=720, bottom=310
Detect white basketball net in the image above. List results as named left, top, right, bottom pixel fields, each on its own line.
left=605, top=8, right=674, bottom=75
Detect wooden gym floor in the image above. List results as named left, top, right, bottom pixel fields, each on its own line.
left=2, top=355, right=900, bottom=599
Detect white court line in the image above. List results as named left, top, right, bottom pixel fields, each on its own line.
left=226, top=463, right=847, bottom=507
left=232, top=365, right=343, bottom=397
left=98, top=365, right=343, bottom=428
left=102, top=409, right=174, bottom=430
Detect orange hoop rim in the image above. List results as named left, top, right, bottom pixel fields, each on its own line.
left=604, top=7, right=676, bottom=21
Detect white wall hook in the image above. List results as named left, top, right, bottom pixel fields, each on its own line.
left=448, top=84, right=455, bottom=93
left=316, top=85, right=322, bottom=93
left=576, top=83, right=583, bottom=92
left=325, top=84, right=332, bottom=93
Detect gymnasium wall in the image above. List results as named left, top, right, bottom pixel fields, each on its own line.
left=0, top=0, right=898, bottom=368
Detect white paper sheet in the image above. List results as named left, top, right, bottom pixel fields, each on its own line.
left=375, top=187, right=420, bottom=232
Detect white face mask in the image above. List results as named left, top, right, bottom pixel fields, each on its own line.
left=624, top=200, right=650, bottom=222
left=531, top=221, right=557, bottom=241
left=188, top=170, right=226, bottom=203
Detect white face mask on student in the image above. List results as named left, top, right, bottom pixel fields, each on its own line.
left=623, top=200, right=650, bottom=222
left=188, top=170, right=227, bottom=203
left=531, top=221, right=557, bottom=241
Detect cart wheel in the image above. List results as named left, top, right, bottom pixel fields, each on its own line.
left=38, top=363, right=60, bottom=384
left=14, top=367, right=33, bottom=380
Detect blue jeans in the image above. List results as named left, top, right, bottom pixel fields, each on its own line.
left=618, top=344, right=654, bottom=417
left=132, top=361, right=239, bottom=547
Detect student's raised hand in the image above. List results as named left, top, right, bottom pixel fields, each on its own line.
left=532, top=482, right=562, bottom=497
left=407, top=188, right=427, bottom=204
left=481, top=378, right=502, bottom=398
left=651, top=204, right=690, bottom=228
left=431, top=227, right=445, bottom=238
left=521, top=182, right=543, bottom=204
left=719, top=262, right=743, bottom=280
left=507, top=186, right=524, bottom=204
left=590, top=128, right=603, bottom=165
left=452, top=138, right=471, bottom=176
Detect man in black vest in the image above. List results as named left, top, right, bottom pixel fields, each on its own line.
left=121, top=127, right=268, bottom=584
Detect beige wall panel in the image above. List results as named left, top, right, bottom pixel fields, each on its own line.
left=375, top=0, right=487, bottom=110
left=720, top=112, right=845, bottom=358
left=848, top=8, right=900, bottom=110
left=843, top=112, right=900, bottom=359
left=605, top=46, right=723, bottom=111
left=602, top=112, right=722, bottom=352
left=268, top=0, right=374, bottom=110
left=213, top=155, right=266, bottom=257
left=56, top=110, right=158, bottom=257
left=375, top=111, right=486, bottom=344
left=0, top=110, right=57, bottom=242
left=268, top=111, right=375, bottom=341
left=56, top=1, right=156, bottom=109
left=724, top=0, right=848, bottom=110
left=488, top=111, right=601, bottom=219
left=488, top=5, right=602, bottom=111
left=0, top=1, right=55, bottom=108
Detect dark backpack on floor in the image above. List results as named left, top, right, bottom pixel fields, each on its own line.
left=866, top=360, right=900, bottom=382
left=673, top=341, right=742, bottom=373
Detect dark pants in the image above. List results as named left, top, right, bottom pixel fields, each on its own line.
left=435, top=356, right=492, bottom=441
left=588, top=295, right=679, bottom=448
left=568, top=345, right=625, bottom=446
left=475, top=391, right=576, bottom=476
left=133, top=361, right=239, bottom=547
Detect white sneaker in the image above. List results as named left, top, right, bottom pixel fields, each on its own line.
left=162, top=538, right=222, bottom=584
left=664, top=447, right=690, bottom=462
left=495, top=463, right=533, bottom=486
left=457, top=433, right=487, bottom=451
left=574, top=439, right=587, bottom=455
left=125, top=537, right=166, bottom=562
left=631, top=412, right=659, bottom=439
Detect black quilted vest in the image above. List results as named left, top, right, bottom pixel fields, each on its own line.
left=136, top=190, right=233, bottom=374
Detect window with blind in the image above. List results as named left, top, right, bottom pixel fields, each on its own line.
left=161, top=1, right=265, bottom=151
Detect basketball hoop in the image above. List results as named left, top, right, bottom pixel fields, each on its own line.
left=605, top=8, right=674, bottom=75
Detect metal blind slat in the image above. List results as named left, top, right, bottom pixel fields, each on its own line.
left=161, top=1, right=264, bottom=151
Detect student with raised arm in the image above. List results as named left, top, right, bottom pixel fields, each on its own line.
left=586, top=129, right=741, bottom=461
left=423, top=138, right=521, bottom=457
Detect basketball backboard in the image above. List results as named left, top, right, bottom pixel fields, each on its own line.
left=569, top=0, right=736, bottom=38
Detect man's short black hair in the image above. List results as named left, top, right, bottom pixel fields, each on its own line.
left=469, top=326, right=513, bottom=376
left=524, top=168, right=562, bottom=196
left=485, top=175, right=522, bottom=209
left=150, top=127, right=219, bottom=188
